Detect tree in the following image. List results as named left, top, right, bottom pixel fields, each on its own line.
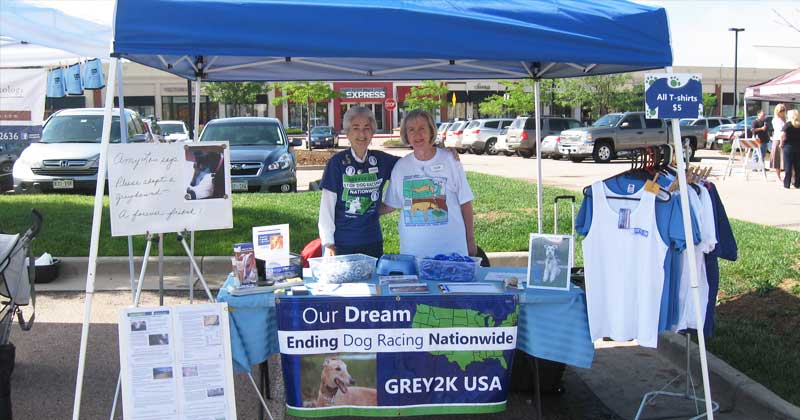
left=554, top=74, right=638, bottom=120
left=204, top=82, right=268, bottom=117
left=403, top=81, right=448, bottom=115
left=272, top=82, right=341, bottom=132
left=477, top=80, right=538, bottom=117
left=702, top=93, right=718, bottom=116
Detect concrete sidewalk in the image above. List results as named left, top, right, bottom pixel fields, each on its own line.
left=26, top=255, right=800, bottom=420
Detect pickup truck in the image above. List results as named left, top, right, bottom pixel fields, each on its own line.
left=558, top=111, right=705, bottom=163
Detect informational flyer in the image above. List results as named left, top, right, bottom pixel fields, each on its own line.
left=118, top=303, right=237, bottom=420
left=252, top=224, right=290, bottom=267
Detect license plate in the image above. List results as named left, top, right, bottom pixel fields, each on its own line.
left=52, top=179, right=74, bottom=189
left=718, top=139, right=724, bottom=144
left=231, top=181, right=248, bottom=191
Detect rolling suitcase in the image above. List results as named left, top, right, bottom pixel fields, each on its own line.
left=510, top=195, right=576, bottom=394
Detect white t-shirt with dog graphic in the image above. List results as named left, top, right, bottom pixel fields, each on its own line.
left=384, top=148, right=474, bottom=258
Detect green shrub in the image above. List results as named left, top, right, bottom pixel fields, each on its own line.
left=721, top=143, right=732, bottom=153
left=285, top=128, right=303, bottom=135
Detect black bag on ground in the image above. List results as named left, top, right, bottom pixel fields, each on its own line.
left=0, top=342, right=15, bottom=420
left=509, top=350, right=566, bottom=394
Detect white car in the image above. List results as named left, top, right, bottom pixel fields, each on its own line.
left=157, top=120, right=191, bottom=142
left=493, top=128, right=515, bottom=156
left=443, top=121, right=468, bottom=152
left=540, top=135, right=564, bottom=159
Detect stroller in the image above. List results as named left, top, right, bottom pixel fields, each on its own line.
left=0, top=209, right=42, bottom=419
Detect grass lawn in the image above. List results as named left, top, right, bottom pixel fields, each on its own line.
left=1, top=172, right=798, bottom=405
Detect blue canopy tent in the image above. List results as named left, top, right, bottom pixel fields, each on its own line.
left=73, top=1, right=715, bottom=419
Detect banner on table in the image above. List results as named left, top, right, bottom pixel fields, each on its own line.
left=107, top=142, right=233, bottom=236
left=0, top=69, right=46, bottom=156
left=277, top=294, right=518, bottom=417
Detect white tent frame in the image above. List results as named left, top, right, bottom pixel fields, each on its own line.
left=70, top=4, right=714, bottom=420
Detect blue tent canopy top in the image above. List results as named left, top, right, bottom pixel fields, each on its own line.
left=112, top=0, right=673, bottom=81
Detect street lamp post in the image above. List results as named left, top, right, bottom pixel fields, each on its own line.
left=729, top=27, right=745, bottom=118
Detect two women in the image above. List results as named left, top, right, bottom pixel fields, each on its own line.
left=318, top=108, right=475, bottom=259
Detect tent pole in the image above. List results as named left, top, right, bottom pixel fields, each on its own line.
left=72, top=57, right=119, bottom=420
left=534, top=79, right=543, bottom=234
left=666, top=68, right=715, bottom=420
left=188, top=77, right=202, bottom=303
left=115, top=60, right=137, bottom=298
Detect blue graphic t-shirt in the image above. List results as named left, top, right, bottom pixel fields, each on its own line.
left=320, top=149, right=399, bottom=247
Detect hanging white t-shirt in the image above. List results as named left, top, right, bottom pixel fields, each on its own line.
left=582, top=182, right=668, bottom=348
left=674, top=186, right=717, bottom=331
left=384, top=148, right=474, bottom=258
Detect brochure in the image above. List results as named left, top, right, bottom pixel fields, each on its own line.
left=389, top=283, right=430, bottom=294
left=118, top=303, right=237, bottom=420
left=232, top=242, right=257, bottom=286
left=379, top=275, right=419, bottom=285
left=252, top=224, right=290, bottom=267
left=438, top=282, right=503, bottom=294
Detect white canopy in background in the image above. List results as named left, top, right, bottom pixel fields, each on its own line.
left=0, top=1, right=111, bottom=67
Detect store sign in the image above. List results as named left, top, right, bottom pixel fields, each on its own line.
left=466, top=81, right=503, bottom=91
left=0, top=69, right=46, bottom=151
left=341, top=87, right=386, bottom=99
left=277, top=294, right=518, bottom=416
left=384, top=98, right=397, bottom=111
left=644, top=73, right=703, bottom=119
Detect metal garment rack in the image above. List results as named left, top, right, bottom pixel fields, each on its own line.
left=635, top=332, right=719, bottom=420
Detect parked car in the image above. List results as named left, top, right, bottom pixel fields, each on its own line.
left=558, top=112, right=705, bottom=163
left=460, top=118, right=514, bottom=155
left=680, top=117, right=734, bottom=150
left=443, top=121, right=469, bottom=152
left=435, top=122, right=451, bottom=146
left=307, top=126, right=338, bottom=149
left=142, top=118, right=164, bottom=142
left=705, top=125, right=726, bottom=148
left=13, top=108, right=150, bottom=193
left=713, top=116, right=770, bottom=149
left=157, top=120, right=191, bottom=142
left=540, top=135, right=564, bottom=159
left=505, top=116, right=582, bottom=158
left=493, top=127, right=515, bottom=156
left=198, top=117, right=299, bottom=193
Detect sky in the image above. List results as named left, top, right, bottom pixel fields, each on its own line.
left=638, top=0, right=799, bottom=69
left=12, top=0, right=800, bottom=70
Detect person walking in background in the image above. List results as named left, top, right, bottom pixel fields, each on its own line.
left=781, top=109, right=800, bottom=189
left=771, top=104, right=787, bottom=183
left=751, top=110, right=770, bottom=167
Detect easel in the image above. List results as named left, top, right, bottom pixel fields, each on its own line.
left=723, top=137, right=768, bottom=181
left=106, top=231, right=275, bottom=420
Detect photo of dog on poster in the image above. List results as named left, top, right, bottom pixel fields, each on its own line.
left=183, top=144, right=228, bottom=201
left=526, top=233, right=573, bottom=291
left=300, top=354, right=378, bottom=408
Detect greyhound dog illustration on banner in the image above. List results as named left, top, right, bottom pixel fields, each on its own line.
left=306, top=357, right=377, bottom=407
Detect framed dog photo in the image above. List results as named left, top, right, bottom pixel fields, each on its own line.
left=526, top=233, right=573, bottom=291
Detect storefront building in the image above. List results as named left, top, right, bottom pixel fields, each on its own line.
left=332, top=82, right=393, bottom=132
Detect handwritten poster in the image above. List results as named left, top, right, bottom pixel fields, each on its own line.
left=107, top=142, right=233, bottom=236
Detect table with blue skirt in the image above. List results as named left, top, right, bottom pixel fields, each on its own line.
left=216, top=267, right=594, bottom=375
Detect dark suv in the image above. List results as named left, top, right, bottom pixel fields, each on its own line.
left=198, top=117, right=300, bottom=193
left=504, top=116, right=582, bottom=158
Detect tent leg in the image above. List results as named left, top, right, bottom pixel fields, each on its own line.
left=534, top=79, right=543, bottom=234
left=72, top=57, right=119, bottom=420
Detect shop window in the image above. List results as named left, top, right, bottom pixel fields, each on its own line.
left=162, top=96, right=218, bottom=125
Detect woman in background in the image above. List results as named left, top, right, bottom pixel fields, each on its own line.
left=770, top=104, right=786, bottom=183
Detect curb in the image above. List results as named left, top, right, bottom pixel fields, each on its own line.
left=658, top=332, right=800, bottom=419
left=296, top=165, right=325, bottom=170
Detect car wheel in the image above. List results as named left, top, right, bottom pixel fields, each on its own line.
left=0, top=162, right=12, bottom=173
left=457, top=148, right=467, bottom=154
left=570, top=157, right=585, bottom=163
left=550, top=154, right=561, bottom=160
left=592, top=141, right=614, bottom=163
left=472, top=145, right=484, bottom=155
left=518, top=149, right=534, bottom=158
left=503, top=150, right=515, bottom=156
left=485, top=139, right=498, bottom=155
